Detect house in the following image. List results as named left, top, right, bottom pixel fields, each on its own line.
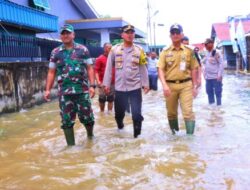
left=211, top=17, right=250, bottom=70
left=0, top=0, right=146, bottom=61
left=0, top=0, right=58, bottom=61
left=0, top=0, right=147, bottom=113
left=192, top=43, right=205, bottom=51
left=66, top=17, right=146, bottom=48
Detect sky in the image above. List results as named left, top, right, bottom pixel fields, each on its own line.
left=90, top=0, right=250, bottom=46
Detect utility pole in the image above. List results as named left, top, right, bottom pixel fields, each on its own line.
left=153, top=23, right=164, bottom=54
left=147, top=0, right=159, bottom=52
left=153, top=22, right=156, bottom=52
left=147, top=0, right=152, bottom=52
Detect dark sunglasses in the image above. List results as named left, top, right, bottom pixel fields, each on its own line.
left=170, top=30, right=181, bottom=35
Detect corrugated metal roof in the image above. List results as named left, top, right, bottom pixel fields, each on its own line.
left=0, top=0, right=58, bottom=32
left=66, top=18, right=146, bottom=38
left=192, top=43, right=205, bottom=51
left=212, top=20, right=250, bottom=41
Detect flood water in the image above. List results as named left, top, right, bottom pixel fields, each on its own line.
left=0, top=72, right=250, bottom=190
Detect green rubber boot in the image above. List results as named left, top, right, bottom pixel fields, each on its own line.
left=168, top=119, right=179, bottom=135
left=63, top=128, right=75, bottom=146
left=185, top=120, right=195, bottom=135
left=85, top=125, right=94, bottom=139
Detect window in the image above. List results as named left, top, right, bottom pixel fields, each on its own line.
left=32, top=0, right=50, bottom=10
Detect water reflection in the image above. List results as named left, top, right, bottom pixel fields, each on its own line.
left=0, top=73, right=250, bottom=189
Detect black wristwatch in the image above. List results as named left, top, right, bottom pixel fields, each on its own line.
left=90, top=84, right=96, bottom=89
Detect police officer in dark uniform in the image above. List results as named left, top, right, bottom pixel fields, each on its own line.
left=103, top=25, right=149, bottom=138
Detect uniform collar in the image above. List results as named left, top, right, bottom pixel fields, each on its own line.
left=59, top=42, right=77, bottom=51
left=170, top=44, right=185, bottom=51
left=121, top=43, right=135, bottom=52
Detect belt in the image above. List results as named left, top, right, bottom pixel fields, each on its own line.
left=166, top=78, right=191, bottom=84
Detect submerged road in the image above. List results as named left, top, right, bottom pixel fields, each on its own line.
left=0, top=72, right=250, bottom=190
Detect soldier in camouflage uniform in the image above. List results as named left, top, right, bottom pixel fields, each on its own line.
left=44, top=24, right=95, bottom=146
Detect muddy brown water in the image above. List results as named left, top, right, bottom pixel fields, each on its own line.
left=0, top=73, right=250, bottom=190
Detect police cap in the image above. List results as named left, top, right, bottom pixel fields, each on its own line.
left=122, top=25, right=135, bottom=33
left=170, top=23, right=183, bottom=33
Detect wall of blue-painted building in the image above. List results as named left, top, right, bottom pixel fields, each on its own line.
left=0, top=25, right=36, bottom=36
left=9, top=0, right=84, bottom=39
left=37, top=0, right=85, bottom=39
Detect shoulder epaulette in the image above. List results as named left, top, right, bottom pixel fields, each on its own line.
left=134, top=44, right=143, bottom=50
left=183, top=44, right=194, bottom=50
left=111, top=43, right=122, bottom=50
left=77, top=44, right=85, bottom=48
left=57, top=45, right=64, bottom=52
left=163, top=46, right=170, bottom=51
left=74, top=43, right=88, bottom=51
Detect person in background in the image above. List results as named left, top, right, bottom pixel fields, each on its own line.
left=44, top=24, right=95, bottom=146
left=95, top=43, right=115, bottom=113
left=181, top=36, right=202, bottom=87
left=157, top=24, right=199, bottom=135
left=147, top=51, right=158, bottom=90
left=181, top=36, right=189, bottom=46
left=103, top=24, right=149, bottom=138
left=202, top=38, right=224, bottom=106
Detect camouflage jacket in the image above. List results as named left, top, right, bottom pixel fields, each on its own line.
left=49, top=43, right=93, bottom=95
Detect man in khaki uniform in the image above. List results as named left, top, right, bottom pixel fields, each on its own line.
left=157, top=24, right=199, bottom=135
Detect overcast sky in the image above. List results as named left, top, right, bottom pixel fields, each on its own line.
left=90, top=0, right=250, bottom=46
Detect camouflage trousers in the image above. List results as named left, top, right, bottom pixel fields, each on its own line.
left=58, top=93, right=94, bottom=129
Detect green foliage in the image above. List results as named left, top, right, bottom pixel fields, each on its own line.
left=99, top=15, right=112, bottom=18
left=111, top=39, right=123, bottom=45
left=111, top=38, right=147, bottom=45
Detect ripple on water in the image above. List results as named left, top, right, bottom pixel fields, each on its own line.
left=0, top=74, right=250, bottom=189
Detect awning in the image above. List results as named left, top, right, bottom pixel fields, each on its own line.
left=66, top=17, right=146, bottom=39
left=0, top=0, right=58, bottom=32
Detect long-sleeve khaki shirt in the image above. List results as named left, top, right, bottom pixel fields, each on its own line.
left=157, top=44, right=199, bottom=81
left=103, top=43, right=149, bottom=92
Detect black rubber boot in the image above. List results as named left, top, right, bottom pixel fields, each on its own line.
left=85, top=125, right=94, bottom=139
left=133, top=121, right=141, bottom=138
left=168, top=119, right=179, bottom=135
left=185, top=120, right=195, bottom=135
left=137, top=121, right=142, bottom=135
left=63, top=128, right=75, bottom=146
left=116, top=119, right=124, bottom=129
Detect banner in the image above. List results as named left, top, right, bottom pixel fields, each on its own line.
left=229, top=19, right=239, bottom=53
left=236, top=20, right=247, bottom=70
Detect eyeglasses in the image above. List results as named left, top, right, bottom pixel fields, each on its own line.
left=170, top=31, right=181, bottom=35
